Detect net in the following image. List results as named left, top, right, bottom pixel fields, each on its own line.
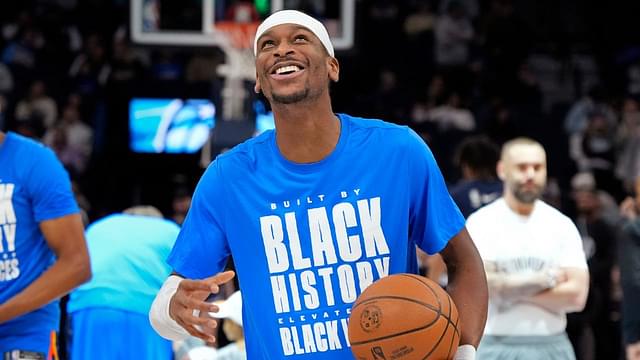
left=215, top=21, right=259, bottom=121
left=215, top=21, right=259, bottom=51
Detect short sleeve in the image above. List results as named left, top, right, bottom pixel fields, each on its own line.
left=167, top=160, right=231, bottom=279
left=27, top=146, right=79, bottom=222
left=465, top=209, right=492, bottom=260
left=556, top=218, right=588, bottom=269
left=406, top=129, right=465, bottom=254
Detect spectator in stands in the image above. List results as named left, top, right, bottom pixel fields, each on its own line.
left=435, top=1, right=474, bottom=69
left=616, top=96, right=640, bottom=193
left=68, top=34, right=109, bottom=96
left=410, top=74, right=447, bottom=127
left=434, top=1, right=474, bottom=93
left=14, top=80, right=58, bottom=129
left=564, top=86, right=616, bottom=136
left=43, top=103, right=93, bottom=176
left=422, top=91, right=476, bottom=132
left=1, top=27, right=41, bottom=70
left=569, top=110, right=619, bottom=198
left=106, top=27, right=148, bottom=85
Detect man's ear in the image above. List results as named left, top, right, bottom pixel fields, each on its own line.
left=328, top=57, right=339, bottom=82
left=497, top=161, right=506, bottom=181
left=254, top=71, right=261, bottom=93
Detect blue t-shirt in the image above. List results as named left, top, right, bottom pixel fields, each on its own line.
left=167, top=114, right=465, bottom=360
left=68, top=214, right=180, bottom=315
left=0, top=132, right=79, bottom=352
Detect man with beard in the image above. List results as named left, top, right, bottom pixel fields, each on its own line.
left=149, top=10, right=487, bottom=360
left=466, top=137, right=589, bottom=359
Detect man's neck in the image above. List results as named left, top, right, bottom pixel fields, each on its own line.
left=0, top=131, right=5, bottom=146
left=272, top=100, right=340, bottom=164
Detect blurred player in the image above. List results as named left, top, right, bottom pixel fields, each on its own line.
left=0, top=130, right=91, bottom=358
left=67, top=206, right=179, bottom=360
left=450, top=135, right=502, bottom=218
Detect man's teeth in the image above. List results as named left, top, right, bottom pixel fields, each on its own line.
left=275, top=65, right=300, bottom=74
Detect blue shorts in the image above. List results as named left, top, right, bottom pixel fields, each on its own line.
left=69, top=308, right=172, bottom=360
left=0, top=330, right=51, bottom=355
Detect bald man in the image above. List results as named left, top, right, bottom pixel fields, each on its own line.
left=466, top=137, right=589, bottom=360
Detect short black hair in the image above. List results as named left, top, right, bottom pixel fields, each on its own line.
left=454, top=135, right=500, bottom=179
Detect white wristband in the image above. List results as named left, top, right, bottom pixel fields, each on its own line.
left=149, top=275, right=191, bottom=341
left=454, top=344, right=476, bottom=360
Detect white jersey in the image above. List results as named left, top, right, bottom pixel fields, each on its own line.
left=466, top=198, right=587, bottom=336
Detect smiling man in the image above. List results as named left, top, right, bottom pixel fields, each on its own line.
left=466, top=137, right=589, bottom=360
left=150, top=10, right=487, bottom=360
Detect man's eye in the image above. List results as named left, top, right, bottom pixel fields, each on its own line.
left=294, top=35, right=308, bottom=42
left=261, top=40, right=275, bottom=49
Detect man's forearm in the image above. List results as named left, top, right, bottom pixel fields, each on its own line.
left=0, top=256, right=90, bottom=323
left=485, top=269, right=552, bottom=302
left=447, top=261, right=488, bottom=347
left=441, top=228, right=488, bottom=348
left=519, top=268, right=589, bottom=313
left=150, top=275, right=190, bottom=341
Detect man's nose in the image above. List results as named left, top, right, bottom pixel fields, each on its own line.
left=524, top=166, right=536, bottom=178
left=274, top=41, right=294, bottom=57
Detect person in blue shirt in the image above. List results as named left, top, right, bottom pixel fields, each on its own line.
left=0, top=131, right=91, bottom=357
left=150, top=10, right=488, bottom=360
left=67, top=205, right=180, bottom=360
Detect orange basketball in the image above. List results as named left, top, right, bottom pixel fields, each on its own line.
left=348, top=274, right=460, bottom=360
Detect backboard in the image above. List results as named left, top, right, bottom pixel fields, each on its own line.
left=130, top=0, right=355, bottom=50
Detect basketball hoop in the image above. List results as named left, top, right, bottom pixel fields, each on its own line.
left=215, top=21, right=258, bottom=52
left=215, top=21, right=259, bottom=121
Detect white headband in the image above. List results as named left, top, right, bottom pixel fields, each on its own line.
left=253, top=10, right=335, bottom=57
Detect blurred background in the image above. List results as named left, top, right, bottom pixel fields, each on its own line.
left=2, top=0, right=640, bottom=217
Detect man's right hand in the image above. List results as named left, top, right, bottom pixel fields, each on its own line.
left=169, top=271, right=235, bottom=342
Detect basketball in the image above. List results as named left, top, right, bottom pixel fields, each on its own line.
left=348, top=274, right=460, bottom=360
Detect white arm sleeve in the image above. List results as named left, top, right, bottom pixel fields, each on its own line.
left=149, top=275, right=191, bottom=341
left=454, top=344, right=477, bottom=360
